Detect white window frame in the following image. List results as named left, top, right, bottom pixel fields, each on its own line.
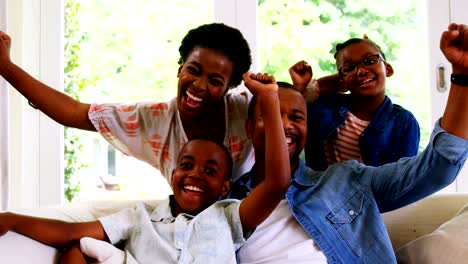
left=8, top=0, right=63, bottom=208
left=0, top=0, right=9, bottom=210
left=427, top=0, right=468, bottom=192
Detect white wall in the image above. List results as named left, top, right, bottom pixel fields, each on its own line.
left=0, top=0, right=9, bottom=210
left=7, top=0, right=64, bottom=208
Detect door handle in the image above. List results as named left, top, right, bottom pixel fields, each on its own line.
left=437, top=65, right=447, bottom=92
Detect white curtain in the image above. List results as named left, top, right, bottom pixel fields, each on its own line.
left=0, top=0, right=9, bottom=210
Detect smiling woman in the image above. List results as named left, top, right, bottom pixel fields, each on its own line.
left=67, top=0, right=218, bottom=202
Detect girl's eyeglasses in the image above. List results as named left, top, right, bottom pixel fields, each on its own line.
left=339, top=54, right=384, bottom=77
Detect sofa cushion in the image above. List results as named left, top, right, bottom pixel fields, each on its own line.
left=396, top=202, right=468, bottom=264
left=0, top=231, right=58, bottom=263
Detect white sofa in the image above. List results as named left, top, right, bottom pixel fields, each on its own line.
left=1, top=193, right=468, bottom=263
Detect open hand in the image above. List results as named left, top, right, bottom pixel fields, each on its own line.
left=289, top=60, right=312, bottom=93
left=243, top=72, right=277, bottom=97
left=440, top=23, right=468, bottom=74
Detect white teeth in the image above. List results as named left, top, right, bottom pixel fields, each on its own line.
left=286, top=137, right=292, bottom=144
left=360, top=79, right=373, bottom=85
left=185, top=185, right=203, bottom=192
left=186, top=91, right=203, bottom=102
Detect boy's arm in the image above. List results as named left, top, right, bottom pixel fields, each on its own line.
left=439, top=23, right=468, bottom=139
left=239, top=73, right=290, bottom=233
left=0, top=32, right=95, bottom=131
left=0, top=212, right=107, bottom=248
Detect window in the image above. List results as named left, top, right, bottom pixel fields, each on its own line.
left=67, top=0, right=215, bottom=201
left=257, top=0, right=430, bottom=148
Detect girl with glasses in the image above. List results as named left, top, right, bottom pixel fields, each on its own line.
left=289, top=36, right=420, bottom=170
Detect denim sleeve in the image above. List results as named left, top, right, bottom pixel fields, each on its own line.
left=370, top=120, right=468, bottom=213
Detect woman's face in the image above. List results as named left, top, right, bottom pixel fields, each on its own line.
left=177, top=47, right=234, bottom=118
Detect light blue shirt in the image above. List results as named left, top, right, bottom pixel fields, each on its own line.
left=99, top=197, right=246, bottom=264
left=230, top=120, right=468, bottom=263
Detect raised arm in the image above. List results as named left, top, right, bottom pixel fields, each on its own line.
left=371, top=24, right=468, bottom=212
left=0, top=31, right=95, bottom=131
left=239, top=73, right=290, bottom=233
left=439, top=23, right=468, bottom=139
left=289, top=60, right=344, bottom=99
left=0, top=212, right=107, bottom=248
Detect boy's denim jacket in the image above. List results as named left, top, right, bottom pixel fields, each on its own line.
left=230, top=122, right=468, bottom=263
left=306, top=94, right=420, bottom=170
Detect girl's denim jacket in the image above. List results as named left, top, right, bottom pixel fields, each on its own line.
left=306, top=94, right=420, bottom=170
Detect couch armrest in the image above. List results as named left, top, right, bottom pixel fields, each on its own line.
left=0, top=231, right=58, bottom=264
left=383, top=192, right=468, bottom=250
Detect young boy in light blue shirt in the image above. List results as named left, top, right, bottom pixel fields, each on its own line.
left=0, top=72, right=290, bottom=264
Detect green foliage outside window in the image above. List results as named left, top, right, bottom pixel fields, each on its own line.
left=64, top=0, right=93, bottom=202
left=257, top=0, right=430, bottom=150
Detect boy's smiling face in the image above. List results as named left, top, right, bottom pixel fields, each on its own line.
left=171, top=139, right=231, bottom=216
left=177, top=47, right=233, bottom=118
left=247, top=88, right=307, bottom=171
left=336, top=42, right=393, bottom=99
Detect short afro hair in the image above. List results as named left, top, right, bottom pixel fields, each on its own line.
left=247, top=81, right=301, bottom=119
left=178, top=23, right=252, bottom=88
left=334, top=38, right=386, bottom=64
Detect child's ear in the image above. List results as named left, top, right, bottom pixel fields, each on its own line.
left=220, top=180, right=232, bottom=198
left=385, top=63, right=394, bottom=77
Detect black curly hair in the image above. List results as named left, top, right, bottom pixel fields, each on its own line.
left=178, top=23, right=252, bottom=88
left=334, top=38, right=386, bottom=64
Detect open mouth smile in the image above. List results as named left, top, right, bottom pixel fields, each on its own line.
left=183, top=91, right=204, bottom=109
left=358, top=77, right=375, bottom=87
left=183, top=184, right=204, bottom=194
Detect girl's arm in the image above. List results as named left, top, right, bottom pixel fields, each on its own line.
left=0, top=212, right=107, bottom=248
left=0, top=32, right=95, bottom=131
left=239, top=73, right=290, bottom=233
left=288, top=60, right=345, bottom=98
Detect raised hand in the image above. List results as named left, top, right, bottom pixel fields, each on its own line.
left=242, top=72, right=278, bottom=97
left=0, top=31, right=12, bottom=68
left=440, top=23, right=468, bottom=74
left=289, top=60, right=312, bottom=93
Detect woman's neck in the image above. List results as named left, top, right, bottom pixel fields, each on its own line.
left=180, top=101, right=226, bottom=143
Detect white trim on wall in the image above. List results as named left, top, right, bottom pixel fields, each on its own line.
left=427, top=0, right=468, bottom=192
left=38, top=0, right=64, bottom=206
left=8, top=0, right=64, bottom=208
left=0, top=0, right=9, bottom=210
left=215, top=0, right=258, bottom=72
